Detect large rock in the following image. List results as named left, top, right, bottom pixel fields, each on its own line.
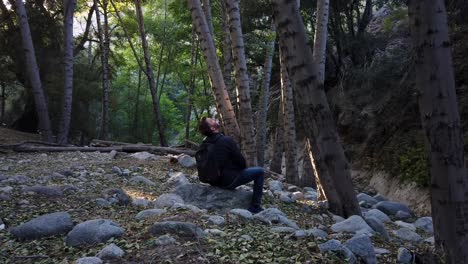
left=22, top=185, right=63, bottom=197
left=413, top=217, right=433, bottom=234
left=319, top=240, right=357, bottom=264
left=173, top=184, right=252, bottom=212
left=148, top=221, right=206, bottom=239
left=364, top=217, right=390, bottom=241
left=10, top=212, right=73, bottom=240
left=268, top=180, right=283, bottom=192
left=135, top=209, right=167, bottom=220
left=375, top=201, right=412, bottom=216
left=397, top=247, right=413, bottom=263
left=392, top=228, right=423, bottom=243
left=363, top=209, right=391, bottom=223
left=130, top=152, right=157, bottom=160
left=229, top=208, right=253, bottom=219
left=177, top=155, right=196, bottom=168
left=207, top=215, right=225, bottom=226
left=96, top=243, right=124, bottom=260
left=331, top=215, right=374, bottom=235
left=344, top=234, right=377, bottom=264
left=66, top=219, right=124, bottom=247
left=154, top=193, right=184, bottom=208
left=357, top=193, right=378, bottom=207
left=166, top=172, right=190, bottom=188
left=253, top=208, right=298, bottom=229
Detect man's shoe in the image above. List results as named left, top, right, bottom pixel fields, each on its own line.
left=248, top=205, right=264, bottom=214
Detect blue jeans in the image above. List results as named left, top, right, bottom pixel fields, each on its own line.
left=226, top=167, right=264, bottom=207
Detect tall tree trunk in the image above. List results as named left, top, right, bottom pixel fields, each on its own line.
left=357, top=0, right=372, bottom=35
left=202, top=0, right=214, bottom=36
left=57, top=0, right=77, bottom=145
left=133, top=68, right=142, bottom=141
left=408, top=1, right=468, bottom=262
left=73, top=3, right=95, bottom=56
left=272, top=0, right=360, bottom=217
left=270, top=104, right=284, bottom=175
left=135, top=0, right=168, bottom=146
left=188, top=0, right=240, bottom=141
left=221, top=0, right=234, bottom=109
left=256, top=23, right=275, bottom=167
left=0, top=82, right=5, bottom=124
left=94, top=0, right=111, bottom=140
left=13, top=0, right=53, bottom=142
left=186, top=29, right=199, bottom=146
left=312, top=0, right=329, bottom=83
left=280, top=48, right=298, bottom=185
left=225, top=0, right=257, bottom=166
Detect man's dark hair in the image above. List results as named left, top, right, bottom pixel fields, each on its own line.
left=198, top=117, right=212, bottom=136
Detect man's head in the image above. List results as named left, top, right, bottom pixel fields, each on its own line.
left=198, top=117, right=221, bottom=136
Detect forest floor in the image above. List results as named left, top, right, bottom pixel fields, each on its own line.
left=0, top=128, right=435, bottom=263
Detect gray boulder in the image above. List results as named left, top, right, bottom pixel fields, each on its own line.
left=130, top=176, right=156, bottom=186
left=279, top=192, right=295, bottom=203
left=294, top=228, right=328, bottom=239
left=414, top=217, right=433, bottom=234
left=395, top=210, right=412, bottom=220
left=177, top=155, right=196, bottom=168
left=373, top=194, right=388, bottom=202
left=253, top=208, right=298, bottom=229
left=95, top=198, right=111, bottom=208
left=357, top=193, right=378, bottom=207
left=22, top=185, right=63, bottom=197
left=135, top=209, right=167, bottom=220
left=363, top=209, right=391, bottom=223
left=394, top=221, right=416, bottom=231
left=173, top=183, right=252, bottom=212
left=319, top=240, right=357, bottom=264
left=392, top=228, right=423, bottom=243
left=75, top=257, right=102, bottom=264
left=148, top=221, right=206, bottom=239
left=132, top=198, right=151, bottom=208
left=397, top=247, right=413, bottom=263
left=102, top=188, right=131, bottom=206
left=171, top=203, right=205, bottom=213
left=344, top=234, right=377, bottom=264
left=375, top=201, right=412, bottom=216
left=96, top=243, right=124, bottom=260
left=66, top=219, right=125, bottom=247
left=207, top=215, right=225, bottom=226
left=111, top=166, right=122, bottom=175
left=229, top=209, right=253, bottom=219
left=166, top=172, right=189, bottom=188
left=364, top=217, right=390, bottom=241
left=10, top=212, right=73, bottom=240
left=268, top=180, right=283, bottom=192
left=154, top=193, right=184, bottom=208
left=130, top=151, right=157, bottom=160
left=331, top=215, right=374, bottom=235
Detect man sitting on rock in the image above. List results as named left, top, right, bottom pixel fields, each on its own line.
left=197, top=117, right=265, bottom=214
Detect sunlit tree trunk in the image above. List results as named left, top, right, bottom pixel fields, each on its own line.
left=312, top=0, right=329, bottom=83
left=220, top=0, right=234, bottom=109
left=188, top=0, right=240, bottom=141
left=135, top=0, right=168, bottom=146
left=279, top=49, right=298, bottom=185
left=13, top=0, right=53, bottom=142
left=409, top=1, right=468, bottom=262
left=225, top=0, right=256, bottom=166
left=57, top=0, right=77, bottom=145
left=273, top=0, right=360, bottom=217
left=256, top=24, right=275, bottom=167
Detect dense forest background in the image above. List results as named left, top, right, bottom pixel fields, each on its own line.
left=0, top=0, right=467, bottom=188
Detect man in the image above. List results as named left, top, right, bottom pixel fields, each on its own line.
left=198, top=117, right=264, bottom=213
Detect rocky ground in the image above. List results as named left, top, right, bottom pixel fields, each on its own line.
left=0, top=132, right=437, bottom=264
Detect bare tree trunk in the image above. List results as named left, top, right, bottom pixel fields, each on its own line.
left=133, top=68, right=142, bottom=141
left=279, top=48, right=298, bottom=185
left=221, top=0, right=234, bottom=108
left=357, top=0, right=372, bottom=35
left=272, top=0, right=360, bottom=217
left=188, top=0, right=240, bottom=141
left=135, top=0, right=168, bottom=146
left=202, top=0, right=214, bottom=36
left=73, top=3, right=95, bottom=56
left=13, top=0, right=53, bottom=142
left=57, top=0, right=77, bottom=145
left=0, top=82, right=5, bottom=124
left=256, top=23, right=275, bottom=167
left=185, top=29, right=199, bottom=146
left=409, top=1, right=468, bottom=262
left=312, top=0, right=329, bottom=83
left=270, top=105, right=284, bottom=175
left=225, top=0, right=257, bottom=166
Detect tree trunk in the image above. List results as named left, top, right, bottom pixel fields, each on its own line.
left=312, top=0, right=329, bottom=83
left=73, top=3, right=95, bottom=56
left=272, top=0, right=360, bottom=217
left=279, top=48, right=298, bottom=185
left=202, top=0, right=214, bottom=36
left=135, top=0, right=168, bottom=146
left=185, top=29, right=199, bottom=146
left=13, top=0, right=53, bottom=142
left=133, top=68, right=142, bottom=141
left=408, top=1, right=468, bottom=262
left=221, top=0, right=234, bottom=109
left=270, top=105, right=284, bottom=175
left=57, top=0, right=77, bottom=145
left=225, top=0, right=256, bottom=166
left=256, top=23, right=275, bottom=167
left=357, top=0, right=372, bottom=35
left=0, top=82, right=5, bottom=124
left=188, top=0, right=240, bottom=141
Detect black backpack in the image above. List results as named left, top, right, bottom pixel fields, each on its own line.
left=195, top=135, right=222, bottom=183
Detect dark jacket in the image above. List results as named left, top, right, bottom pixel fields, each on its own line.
left=203, top=133, right=246, bottom=187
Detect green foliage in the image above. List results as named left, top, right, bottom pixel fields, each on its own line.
left=382, top=7, right=408, bottom=33
left=399, top=145, right=429, bottom=187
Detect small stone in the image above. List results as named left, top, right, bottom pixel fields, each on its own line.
left=96, top=198, right=111, bottom=208
left=229, top=208, right=253, bottom=219
left=240, top=234, right=253, bottom=241
left=287, top=185, right=301, bottom=192
left=279, top=192, right=295, bottom=203
left=75, top=257, right=102, bottom=264
left=303, top=187, right=316, bottom=192
left=291, top=191, right=304, bottom=200
left=171, top=203, right=205, bottom=213
left=392, top=228, right=423, bottom=242
left=357, top=193, right=378, bottom=207
left=102, top=188, right=131, bottom=206
left=96, top=243, right=124, bottom=260
left=132, top=198, right=150, bottom=208
left=155, top=234, right=177, bottom=246
left=148, top=221, right=206, bottom=239
left=344, top=234, right=377, bottom=264
left=66, top=219, right=125, bottom=247
left=177, top=155, right=196, bottom=168
left=109, top=150, right=118, bottom=159
left=319, top=240, right=356, bottom=263
left=270, top=227, right=296, bottom=233
left=374, top=248, right=390, bottom=255
left=154, top=193, right=184, bottom=208
left=363, top=209, right=391, bottom=223
left=166, top=172, right=189, bottom=188
left=365, top=217, right=390, bottom=241
left=395, top=210, right=412, bottom=220
left=394, top=221, right=416, bottom=231
left=135, top=209, right=167, bottom=220
left=332, top=215, right=345, bottom=223
left=111, top=167, right=122, bottom=175
left=413, top=217, right=433, bottom=234
left=331, top=215, right=374, bottom=235
left=205, top=228, right=225, bottom=236
left=373, top=194, right=388, bottom=202
left=268, top=180, right=283, bottom=192
left=130, top=176, right=156, bottom=186
left=207, top=215, right=225, bottom=226
left=397, top=247, right=413, bottom=263
left=130, top=152, right=157, bottom=160
left=122, top=169, right=131, bottom=176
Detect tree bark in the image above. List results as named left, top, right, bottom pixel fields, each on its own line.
left=408, top=1, right=468, bottom=262
left=225, top=0, right=257, bottom=166
left=13, top=0, right=53, bottom=142
left=220, top=0, right=234, bottom=108
left=202, top=0, right=214, bottom=36
left=270, top=105, right=284, bottom=175
left=185, top=29, right=199, bottom=145
left=135, top=0, right=168, bottom=146
left=256, top=23, right=275, bottom=167
left=133, top=68, right=142, bottom=141
left=73, top=3, right=95, bottom=56
left=357, top=0, right=372, bottom=35
left=312, top=0, right=329, bottom=84
left=57, top=0, right=77, bottom=145
left=272, top=0, right=360, bottom=217
left=279, top=48, right=298, bottom=185
left=188, top=0, right=240, bottom=141
left=0, top=82, right=5, bottom=124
